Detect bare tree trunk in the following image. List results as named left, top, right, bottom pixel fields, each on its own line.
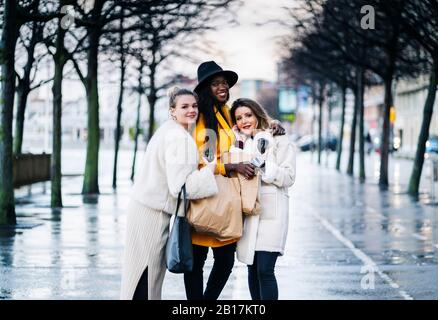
left=347, top=87, right=358, bottom=176
left=379, top=15, right=399, bottom=187
left=131, top=63, right=143, bottom=181
left=379, top=75, right=394, bottom=187
left=311, top=87, right=316, bottom=160
left=0, top=0, right=18, bottom=225
left=336, top=85, right=347, bottom=171
left=317, top=83, right=324, bottom=165
left=14, top=86, right=30, bottom=155
left=13, top=22, right=39, bottom=155
left=326, top=87, right=332, bottom=167
left=147, top=55, right=157, bottom=142
left=82, top=24, right=102, bottom=195
left=358, top=67, right=366, bottom=182
left=112, top=59, right=125, bottom=189
left=112, top=17, right=125, bottom=190
left=50, top=20, right=67, bottom=208
left=131, top=93, right=142, bottom=182
left=408, top=61, right=438, bottom=196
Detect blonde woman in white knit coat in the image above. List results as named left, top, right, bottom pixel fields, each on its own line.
left=230, top=98, right=296, bottom=300
left=120, top=88, right=218, bottom=300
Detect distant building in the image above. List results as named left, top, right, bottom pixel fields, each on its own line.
left=394, top=76, right=438, bottom=156
left=19, top=80, right=146, bottom=152
left=363, top=85, right=384, bottom=146
left=232, top=79, right=279, bottom=118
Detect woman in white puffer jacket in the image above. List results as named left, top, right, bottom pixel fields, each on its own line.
left=230, top=98, right=296, bottom=300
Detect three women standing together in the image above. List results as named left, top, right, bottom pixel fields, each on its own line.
left=120, top=61, right=296, bottom=300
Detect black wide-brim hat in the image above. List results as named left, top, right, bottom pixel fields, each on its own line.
left=194, top=61, right=238, bottom=93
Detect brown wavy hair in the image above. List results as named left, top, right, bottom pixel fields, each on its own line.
left=230, top=98, right=271, bottom=130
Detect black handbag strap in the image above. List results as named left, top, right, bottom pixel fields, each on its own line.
left=171, top=185, right=189, bottom=243
left=174, top=184, right=188, bottom=218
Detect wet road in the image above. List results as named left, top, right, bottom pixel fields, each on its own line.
left=1, top=149, right=438, bottom=299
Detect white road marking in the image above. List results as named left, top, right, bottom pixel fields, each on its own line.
left=365, top=206, right=386, bottom=220
left=310, top=209, right=414, bottom=300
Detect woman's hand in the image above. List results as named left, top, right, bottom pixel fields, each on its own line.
left=225, top=162, right=256, bottom=179
left=270, top=120, right=286, bottom=136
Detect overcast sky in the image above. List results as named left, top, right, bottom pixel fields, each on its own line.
left=34, top=0, right=293, bottom=106
left=184, top=0, right=293, bottom=82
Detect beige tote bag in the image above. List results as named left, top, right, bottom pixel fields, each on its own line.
left=187, top=174, right=243, bottom=241
left=222, top=152, right=261, bottom=216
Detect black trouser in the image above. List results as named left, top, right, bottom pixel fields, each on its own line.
left=247, top=251, right=279, bottom=300
left=133, top=267, right=148, bottom=300
left=184, top=243, right=236, bottom=300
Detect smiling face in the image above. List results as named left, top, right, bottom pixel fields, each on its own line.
left=210, top=75, right=229, bottom=103
left=170, top=94, right=199, bottom=130
left=234, top=106, right=258, bottom=136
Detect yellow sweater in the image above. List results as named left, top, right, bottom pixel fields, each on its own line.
left=191, top=105, right=239, bottom=247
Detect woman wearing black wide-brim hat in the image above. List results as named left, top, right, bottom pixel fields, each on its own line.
left=183, top=61, right=286, bottom=300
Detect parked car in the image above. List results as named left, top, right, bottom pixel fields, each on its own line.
left=426, top=136, right=438, bottom=154
left=297, top=135, right=316, bottom=151
left=297, top=135, right=337, bottom=152
left=324, top=135, right=338, bottom=151
left=374, top=136, right=400, bottom=153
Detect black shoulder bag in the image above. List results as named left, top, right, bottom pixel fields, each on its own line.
left=165, top=184, right=193, bottom=273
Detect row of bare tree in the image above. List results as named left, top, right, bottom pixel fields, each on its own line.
left=0, top=0, right=240, bottom=225
left=281, top=0, right=437, bottom=193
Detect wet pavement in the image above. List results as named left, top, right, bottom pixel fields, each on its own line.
left=1, top=149, right=438, bottom=299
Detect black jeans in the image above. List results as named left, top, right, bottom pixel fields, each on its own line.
left=247, top=251, right=279, bottom=300
left=184, top=243, right=236, bottom=300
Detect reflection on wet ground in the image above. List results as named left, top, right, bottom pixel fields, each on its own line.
left=1, top=150, right=438, bottom=299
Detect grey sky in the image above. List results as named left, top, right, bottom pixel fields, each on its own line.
left=191, top=0, right=293, bottom=81
left=33, top=0, right=293, bottom=105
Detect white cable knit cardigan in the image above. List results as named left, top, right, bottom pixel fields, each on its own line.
left=130, top=119, right=218, bottom=214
